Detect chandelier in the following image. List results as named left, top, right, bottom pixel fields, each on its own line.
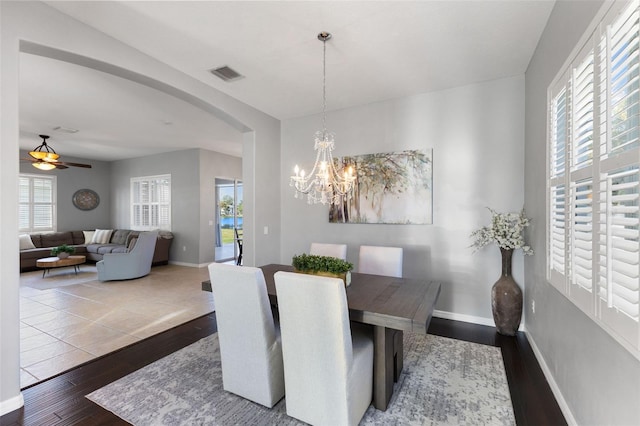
left=290, top=32, right=355, bottom=205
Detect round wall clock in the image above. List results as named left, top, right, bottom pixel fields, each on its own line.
left=72, top=189, right=100, bottom=211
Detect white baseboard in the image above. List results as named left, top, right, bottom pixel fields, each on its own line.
left=433, top=309, right=495, bottom=326
left=433, top=310, right=526, bottom=331
left=0, top=393, right=24, bottom=416
left=525, top=331, right=576, bottom=426
left=168, top=261, right=203, bottom=268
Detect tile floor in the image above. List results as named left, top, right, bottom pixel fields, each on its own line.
left=19, top=263, right=213, bottom=388
left=215, top=242, right=239, bottom=264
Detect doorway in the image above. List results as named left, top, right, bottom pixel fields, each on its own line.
left=214, top=178, right=243, bottom=264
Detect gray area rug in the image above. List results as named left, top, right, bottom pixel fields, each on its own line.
left=21, top=264, right=98, bottom=290
left=87, top=332, right=515, bottom=425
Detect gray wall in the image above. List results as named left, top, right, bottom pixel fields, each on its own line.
left=281, top=75, right=525, bottom=322
left=524, top=1, right=640, bottom=424
left=111, top=148, right=240, bottom=266
left=19, top=150, right=111, bottom=231
left=199, top=149, right=242, bottom=265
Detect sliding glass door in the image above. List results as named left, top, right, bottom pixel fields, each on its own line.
left=214, top=178, right=243, bottom=264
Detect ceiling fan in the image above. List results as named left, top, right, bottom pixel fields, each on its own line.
left=23, top=135, right=92, bottom=170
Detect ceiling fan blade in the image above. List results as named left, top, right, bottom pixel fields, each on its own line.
left=21, top=157, right=91, bottom=169
left=55, top=161, right=92, bottom=168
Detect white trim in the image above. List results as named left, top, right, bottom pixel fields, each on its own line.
left=432, top=309, right=526, bottom=331
left=168, top=260, right=202, bottom=268
left=0, top=393, right=24, bottom=416
left=525, top=331, right=577, bottom=426
left=169, top=261, right=238, bottom=268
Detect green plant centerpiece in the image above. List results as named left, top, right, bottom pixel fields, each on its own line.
left=292, top=253, right=354, bottom=286
left=51, top=244, right=76, bottom=259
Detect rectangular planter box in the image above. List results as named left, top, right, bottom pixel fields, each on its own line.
left=293, top=269, right=352, bottom=286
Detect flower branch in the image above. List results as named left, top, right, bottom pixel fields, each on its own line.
left=470, top=208, right=533, bottom=255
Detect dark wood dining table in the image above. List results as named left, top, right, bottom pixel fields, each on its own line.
left=203, top=263, right=441, bottom=411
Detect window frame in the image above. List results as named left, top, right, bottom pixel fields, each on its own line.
left=130, top=174, right=172, bottom=231
left=19, top=173, right=57, bottom=234
left=546, top=0, right=640, bottom=360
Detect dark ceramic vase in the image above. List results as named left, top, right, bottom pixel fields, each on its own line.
left=491, top=248, right=522, bottom=336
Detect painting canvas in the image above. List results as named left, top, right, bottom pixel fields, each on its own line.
left=329, top=149, right=432, bottom=224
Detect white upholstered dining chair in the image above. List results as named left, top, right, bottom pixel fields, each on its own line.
left=358, top=245, right=404, bottom=381
left=309, top=242, right=347, bottom=260
left=207, top=263, right=285, bottom=408
left=274, top=271, right=373, bottom=426
left=358, top=245, right=403, bottom=278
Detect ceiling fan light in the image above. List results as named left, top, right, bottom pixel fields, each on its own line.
left=29, top=151, right=60, bottom=161
left=43, top=153, right=59, bottom=161
left=29, top=151, right=47, bottom=160
left=30, top=135, right=59, bottom=161
left=32, top=161, right=56, bottom=171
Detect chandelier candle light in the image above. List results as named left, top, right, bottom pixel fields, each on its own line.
left=290, top=32, right=355, bottom=205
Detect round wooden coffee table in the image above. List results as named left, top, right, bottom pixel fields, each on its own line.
left=36, top=255, right=86, bottom=278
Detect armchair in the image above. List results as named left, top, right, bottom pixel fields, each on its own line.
left=96, top=231, right=158, bottom=282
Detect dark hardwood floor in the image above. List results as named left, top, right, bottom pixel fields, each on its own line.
left=2, top=314, right=566, bottom=425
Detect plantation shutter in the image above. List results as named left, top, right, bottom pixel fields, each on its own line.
left=607, top=1, right=640, bottom=157
left=157, top=177, right=171, bottom=228
left=597, top=1, right=640, bottom=349
left=569, top=43, right=597, bottom=313
left=598, top=166, right=639, bottom=347
left=572, top=49, right=595, bottom=171
left=549, top=75, right=570, bottom=291
left=548, top=0, right=640, bottom=354
left=19, top=177, right=31, bottom=231
left=131, top=175, right=171, bottom=230
left=570, top=179, right=594, bottom=291
left=18, top=174, right=56, bottom=233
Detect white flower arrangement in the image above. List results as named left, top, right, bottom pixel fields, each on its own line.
left=471, top=208, right=534, bottom=255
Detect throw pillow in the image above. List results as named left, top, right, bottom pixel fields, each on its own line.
left=91, top=229, right=113, bottom=244
left=19, top=234, right=36, bottom=250
left=127, top=237, right=138, bottom=252
left=83, top=230, right=95, bottom=244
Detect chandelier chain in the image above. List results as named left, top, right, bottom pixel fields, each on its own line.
left=322, top=38, right=327, bottom=135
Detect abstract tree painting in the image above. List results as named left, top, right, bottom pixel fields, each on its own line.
left=329, top=149, right=432, bottom=224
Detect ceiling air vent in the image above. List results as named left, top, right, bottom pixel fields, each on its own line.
left=52, top=126, right=78, bottom=134
left=209, top=65, right=244, bottom=82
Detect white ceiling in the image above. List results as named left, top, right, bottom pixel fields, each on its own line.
left=20, top=1, right=555, bottom=162
left=19, top=53, right=244, bottom=161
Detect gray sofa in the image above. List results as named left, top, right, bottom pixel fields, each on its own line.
left=20, top=229, right=173, bottom=272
